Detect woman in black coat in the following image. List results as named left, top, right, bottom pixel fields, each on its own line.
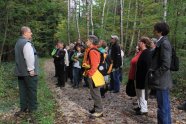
left=135, top=37, right=152, bottom=115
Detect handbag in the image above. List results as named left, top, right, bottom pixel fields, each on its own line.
left=126, top=79, right=136, bottom=97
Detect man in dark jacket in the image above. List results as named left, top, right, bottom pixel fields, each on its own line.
left=14, top=26, right=39, bottom=118
left=149, top=22, right=172, bottom=124
left=109, top=35, right=122, bottom=93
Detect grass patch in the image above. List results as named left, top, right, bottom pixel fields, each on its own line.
left=0, top=59, right=56, bottom=123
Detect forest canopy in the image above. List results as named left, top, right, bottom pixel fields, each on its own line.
left=0, top=0, right=185, bottom=62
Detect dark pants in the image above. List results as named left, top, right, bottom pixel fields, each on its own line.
left=54, top=61, right=58, bottom=76
left=156, top=89, right=171, bottom=124
left=58, top=64, right=65, bottom=87
left=54, top=60, right=60, bottom=77
left=87, top=78, right=103, bottom=113
left=72, top=67, right=81, bottom=87
left=18, top=76, right=38, bottom=112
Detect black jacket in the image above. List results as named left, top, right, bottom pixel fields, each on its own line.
left=136, top=49, right=152, bottom=89
left=149, top=36, right=172, bottom=90
left=110, top=43, right=122, bottom=69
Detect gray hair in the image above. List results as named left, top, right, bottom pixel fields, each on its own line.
left=20, top=26, right=31, bottom=35
left=88, top=35, right=99, bottom=45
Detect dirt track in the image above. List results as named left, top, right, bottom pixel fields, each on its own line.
left=44, top=59, right=186, bottom=124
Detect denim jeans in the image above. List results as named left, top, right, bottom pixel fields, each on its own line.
left=156, top=89, right=171, bottom=124
left=73, top=67, right=81, bottom=86
left=110, top=69, right=120, bottom=92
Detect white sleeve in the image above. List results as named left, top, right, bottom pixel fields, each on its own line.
left=64, top=49, right=69, bottom=66
left=23, top=42, right=35, bottom=71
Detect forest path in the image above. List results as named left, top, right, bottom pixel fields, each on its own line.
left=44, top=59, right=186, bottom=124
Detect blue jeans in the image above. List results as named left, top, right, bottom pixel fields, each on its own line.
left=110, top=69, right=120, bottom=92
left=73, top=67, right=81, bottom=86
left=119, top=68, right=123, bottom=83
left=156, top=89, right=171, bottom=124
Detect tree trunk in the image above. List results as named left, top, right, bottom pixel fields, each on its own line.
left=90, top=0, right=94, bottom=35
left=124, top=0, right=131, bottom=51
left=74, top=0, right=81, bottom=39
left=86, top=0, right=90, bottom=37
left=163, top=0, right=167, bottom=22
left=0, top=2, right=8, bottom=64
left=113, top=0, right=117, bottom=26
left=128, top=0, right=138, bottom=55
left=67, top=0, right=71, bottom=43
left=120, top=0, right=124, bottom=47
left=101, top=0, right=107, bottom=37
left=137, top=2, right=144, bottom=41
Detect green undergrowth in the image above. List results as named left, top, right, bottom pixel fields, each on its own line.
left=171, top=49, right=186, bottom=99
left=0, top=58, right=56, bottom=123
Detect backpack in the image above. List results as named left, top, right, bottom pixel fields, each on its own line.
left=88, top=48, right=113, bottom=76
left=170, top=48, right=179, bottom=71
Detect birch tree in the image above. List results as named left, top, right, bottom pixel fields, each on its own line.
left=90, top=0, right=94, bottom=35
left=120, top=0, right=124, bottom=47
left=128, top=0, right=138, bottom=54
left=67, top=0, right=71, bottom=43
left=86, top=0, right=90, bottom=37
left=113, top=0, right=118, bottom=26
left=124, top=0, right=131, bottom=51
left=101, top=0, right=107, bottom=37
left=74, top=0, right=81, bottom=39
left=163, top=0, right=167, bottom=22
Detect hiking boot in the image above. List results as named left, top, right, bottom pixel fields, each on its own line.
left=14, top=110, right=26, bottom=118
left=90, top=112, right=103, bottom=118
left=89, top=108, right=95, bottom=114
left=177, top=101, right=186, bottom=111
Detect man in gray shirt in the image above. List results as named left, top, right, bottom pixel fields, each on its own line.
left=14, top=26, right=39, bottom=117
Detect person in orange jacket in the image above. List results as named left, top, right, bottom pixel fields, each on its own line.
left=84, top=35, right=103, bottom=118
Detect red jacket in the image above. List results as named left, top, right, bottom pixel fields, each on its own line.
left=86, top=46, right=100, bottom=77
left=128, top=51, right=142, bottom=80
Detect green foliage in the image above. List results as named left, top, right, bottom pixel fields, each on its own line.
left=0, top=59, right=55, bottom=123
left=0, top=62, right=18, bottom=113
left=171, top=49, right=186, bottom=99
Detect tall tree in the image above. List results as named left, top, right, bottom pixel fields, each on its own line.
left=124, top=0, right=131, bottom=51
left=68, top=0, right=71, bottom=43
left=113, top=0, right=118, bottom=26
left=86, top=0, right=90, bottom=37
left=128, top=0, right=138, bottom=54
left=90, top=0, right=94, bottom=35
left=0, top=1, right=8, bottom=64
left=101, top=0, right=107, bottom=37
left=120, top=0, right=124, bottom=47
left=163, top=0, right=167, bottom=22
left=74, top=0, right=81, bottom=39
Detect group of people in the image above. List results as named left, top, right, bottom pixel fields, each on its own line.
left=128, top=22, right=173, bottom=123
left=14, top=22, right=184, bottom=123
left=51, top=35, right=124, bottom=118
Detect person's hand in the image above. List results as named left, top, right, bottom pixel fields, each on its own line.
left=29, top=70, right=35, bottom=76
left=74, top=59, right=78, bottom=62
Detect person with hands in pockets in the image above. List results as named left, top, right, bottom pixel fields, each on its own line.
left=14, top=26, right=39, bottom=118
